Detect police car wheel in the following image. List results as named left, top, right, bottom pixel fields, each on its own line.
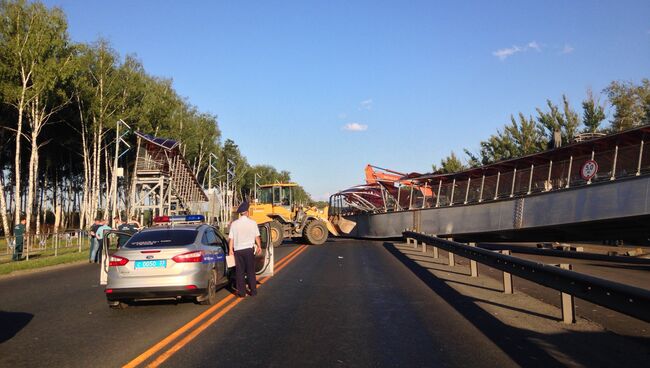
left=108, top=300, right=128, bottom=309
left=199, top=270, right=218, bottom=305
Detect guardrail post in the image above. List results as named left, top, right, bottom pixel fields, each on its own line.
left=421, top=241, right=426, bottom=253
left=413, top=238, right=418, bottom=249
left=469, top=242, right=478, bottom=277
left=500, top=250, right=513, bottom=294
left=54, top=234, right=58, bottom=257
left=447, top=237, right=455, bottom=266
left=448, top=251, right=455, bottom=266
left=559, top=263, right=576, bottom=324
left=428, top=234, right=439, bottom=258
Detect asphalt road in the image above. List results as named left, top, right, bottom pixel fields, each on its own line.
left=157, top=238, right=520, bottom=368
left=0, top=244, right=300, bottom=368
left=1, top=238, right=648, bottom=367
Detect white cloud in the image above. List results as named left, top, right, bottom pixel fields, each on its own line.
left=492, top=45, right=523, bottom=60
left=561, top=44, right=574, bottom=54
left=528, top=41, right=541, bottom=51
left=359, top=99, right=373, bottom=110
left=343, top=123, right=368, bottom=132
left=492, top=41, right=544, bottom=60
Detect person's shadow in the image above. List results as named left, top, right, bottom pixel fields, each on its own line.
left=0, top=311, right=34, bottom=343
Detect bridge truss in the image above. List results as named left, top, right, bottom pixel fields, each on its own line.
left=129, top=132, right=208, bottom=218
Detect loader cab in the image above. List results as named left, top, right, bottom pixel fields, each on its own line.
left=258, top=184, right=296, bottom=209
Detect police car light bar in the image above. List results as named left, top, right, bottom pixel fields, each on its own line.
left=153, top=215, right=205, bottom=223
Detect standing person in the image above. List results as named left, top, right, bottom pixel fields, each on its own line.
left=129, top=217, right=142, bottom=230
left=228, top=201, right=261, bottom=298
left=12, top=217, right=26, bottom=261
left=115, top=216, right=137, bottom=248
left=89, top=219, right=101, bottom=263
left=95, top=219, right=112, bottom=264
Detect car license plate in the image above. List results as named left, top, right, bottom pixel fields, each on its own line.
left=134, top=259, right=167, bottom=269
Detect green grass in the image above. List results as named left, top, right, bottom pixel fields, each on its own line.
left=0, top=237, right=92, bottom=275
left=0, top=250, right=90, bottom=275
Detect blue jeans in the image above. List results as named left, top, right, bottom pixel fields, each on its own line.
left=89, top=238, right=99, bottom=262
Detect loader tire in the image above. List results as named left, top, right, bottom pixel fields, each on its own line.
left=304, top=220, right=327, bottom=245
left=269, top=220, right=284, bottom=248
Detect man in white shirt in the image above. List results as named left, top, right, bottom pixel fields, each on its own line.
left=228, top=201, right=261, bottom=297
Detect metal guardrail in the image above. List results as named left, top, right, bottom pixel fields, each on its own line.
left=478, top=242, right=650, bottom=264
left=403, top=231, right=650, bottom=323
left=3, top=230, right=88, bottom=261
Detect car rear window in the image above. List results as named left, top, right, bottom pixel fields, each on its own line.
left=124, top=229, right=198, bottom=248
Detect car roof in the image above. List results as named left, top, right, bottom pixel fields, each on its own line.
left=140, top=224, right=208, bottom=232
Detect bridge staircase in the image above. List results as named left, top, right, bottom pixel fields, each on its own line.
left=130, top=132, right=208, bottom=217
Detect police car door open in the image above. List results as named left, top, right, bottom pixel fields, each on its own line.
left=100, top=231, right=133, bottom=286
left=255, top=223, right=274, bottom=277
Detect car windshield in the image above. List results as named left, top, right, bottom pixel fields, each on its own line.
left=124, top=229, right=198, bottom=248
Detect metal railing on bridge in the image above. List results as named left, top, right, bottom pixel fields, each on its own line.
left=403, top=230, right=650, bottom=324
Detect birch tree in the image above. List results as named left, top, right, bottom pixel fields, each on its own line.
left=0, top=0, right=72, bottom=234
left=73, top=41, right=124, bottom=227
left=0, top=176, right=10, bottom=236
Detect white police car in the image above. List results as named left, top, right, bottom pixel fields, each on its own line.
left=103, top=215, right=229, bottom=309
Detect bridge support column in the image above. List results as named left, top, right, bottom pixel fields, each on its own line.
left=469, top=242, right=478, bottom=277
left=559, top=263, right=576, bottom=324
left=500, top=250, right=513, bottom=294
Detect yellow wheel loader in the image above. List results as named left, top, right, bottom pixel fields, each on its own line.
left=248, top=183, right=338, bottom=247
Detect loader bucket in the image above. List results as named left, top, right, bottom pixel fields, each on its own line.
left=326, top=220, right=340, bottom=237
left=330, top=215, right=356, bottom=234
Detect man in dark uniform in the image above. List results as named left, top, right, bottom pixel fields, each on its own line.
left=89, top=219, right=101, bottom=263
left=115, top=216, right=137, bottom=248
left=12, top=216, right=26, bottom=261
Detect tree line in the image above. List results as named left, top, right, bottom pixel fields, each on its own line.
left=433, top=80, right=650, bottom=173
left=0, top=0, right=311, bottom=236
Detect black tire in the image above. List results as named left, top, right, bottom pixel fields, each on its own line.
left=303, top=220, right=328, bottom=245
left=269, top=220, right=284, bottom=248
left=199, top=269, right=218, bottom=305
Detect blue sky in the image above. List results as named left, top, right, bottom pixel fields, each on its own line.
left=45, top=0, right=649, bottom=201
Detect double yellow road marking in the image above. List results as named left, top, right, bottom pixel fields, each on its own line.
left=124, top=244, right=310, bottom=368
